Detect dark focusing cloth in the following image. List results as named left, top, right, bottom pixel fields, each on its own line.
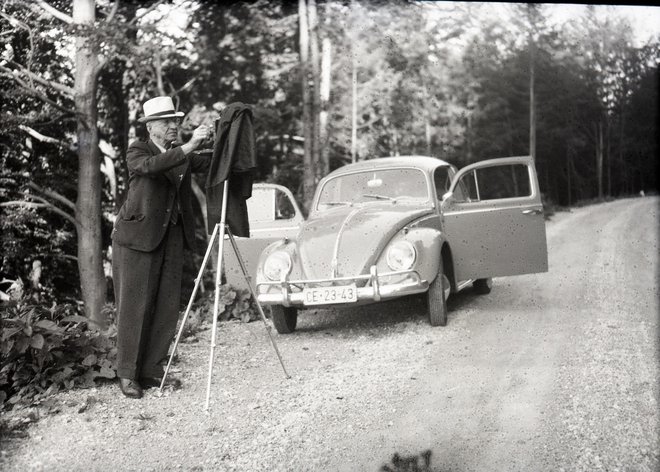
left=206, top=102, right=257, bottom=236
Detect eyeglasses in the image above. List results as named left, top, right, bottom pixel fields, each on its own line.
left=151, top=118, right=181, bottom=126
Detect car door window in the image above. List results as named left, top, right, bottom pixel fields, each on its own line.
left=455, top=170, right=479, bottom=201
left=456, top=164, right=530, bottom=202
left=276, top=191, right=296, bottom=220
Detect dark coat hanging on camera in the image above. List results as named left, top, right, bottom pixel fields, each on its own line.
left=206, top=102, right=257, bottom=236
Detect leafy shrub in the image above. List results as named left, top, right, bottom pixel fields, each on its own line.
left=180, top=284, right=259, bottom=339
left=0, top=283, right=255, bottom=409
left=0, top=301, right=117, bottom=410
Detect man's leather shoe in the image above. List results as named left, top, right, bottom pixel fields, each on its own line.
left=119, top=378, right=143, bottom=399
left=139, top=376, right=182, bottom=389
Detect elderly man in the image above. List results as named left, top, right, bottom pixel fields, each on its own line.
left=112, top=96, right=211, bottom=398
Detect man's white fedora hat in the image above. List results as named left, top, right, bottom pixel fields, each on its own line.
left=138, top=96, right=185, bottom=123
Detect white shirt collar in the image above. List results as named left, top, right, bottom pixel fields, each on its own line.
left=151, top=139, right=167, bottom=153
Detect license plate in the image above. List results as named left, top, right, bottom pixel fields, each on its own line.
left=302, top=284, right=358, bottom=306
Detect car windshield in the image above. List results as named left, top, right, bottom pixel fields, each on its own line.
left=317, top=168, right=429, bottom=210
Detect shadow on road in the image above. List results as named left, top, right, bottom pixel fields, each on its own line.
left=289, top=284, right=486, bottom=335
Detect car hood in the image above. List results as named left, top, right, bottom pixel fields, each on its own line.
left=296, top=203, right=433, bottom=280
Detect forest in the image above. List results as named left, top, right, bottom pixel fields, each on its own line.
left=0, top=1, right=657, bottom=405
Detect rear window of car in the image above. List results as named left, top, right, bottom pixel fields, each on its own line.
left=317, top=168, right=429, bottom=210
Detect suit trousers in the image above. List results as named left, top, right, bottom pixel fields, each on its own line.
left=112, top=223, right=184, bottom=379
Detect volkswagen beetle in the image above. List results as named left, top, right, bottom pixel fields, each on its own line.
left=251, top=155, right=548, bottom=333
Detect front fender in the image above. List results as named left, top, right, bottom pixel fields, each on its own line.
left=375, top=227, right=445, bottom=284
left=255, top=239, right=308, bottom=284
left=256, top=239, right=290, bottom=281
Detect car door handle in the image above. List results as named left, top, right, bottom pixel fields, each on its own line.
left=522, top=209, right=543, bottom=215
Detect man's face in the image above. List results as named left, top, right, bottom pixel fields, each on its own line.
left=147, top=118, right=180, bottom=145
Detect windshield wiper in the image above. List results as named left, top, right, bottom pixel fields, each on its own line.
left=362, top=193, right=394, bottom=201
left=322, top=201, right=351, bottom=206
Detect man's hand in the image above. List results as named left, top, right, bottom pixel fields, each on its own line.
left=182, top=125, right=212, bottom=155
left=191, top=125, right=211, bottom=146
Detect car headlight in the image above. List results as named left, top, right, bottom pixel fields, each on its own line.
left=263, top=251, right=292, bottom=281
left=386, top=241, right=416, bottom=271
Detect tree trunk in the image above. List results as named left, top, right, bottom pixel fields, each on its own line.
left=605, top=118, right=611, bottom=196
left=618, top=107, right=625, bottom=197
left=154, top=52, right=165, bottom=95
left=392, top=126, right=400, bottom=157
left=308, top=0, right=321, bottom=185
left=351, top=54, right=357, bottom=163
left=529, top=27, right=536, bottom=161
left=319, top=37, right=331, bottom=177
left=425, top=117, right=432, bottom=156
left=566, top=149, right=572, bottom=206
left=466, top=110, right=472, bottom=164
left=597, top=120, right=604, bottom=200
left=74, top=0, right=106, bottom=326
left=299, top=0, right=315, bottom=213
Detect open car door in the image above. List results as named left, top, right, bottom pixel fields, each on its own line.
left=441, top=156, right=548, bottom=281
left=223, top=183, right=304, bottom=291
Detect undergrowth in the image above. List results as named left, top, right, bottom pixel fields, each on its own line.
left=0, top=284, right=256, bottom=413
left=0, top=301, right=117, bottom=410
left=179, top=284, right=259, bottom=339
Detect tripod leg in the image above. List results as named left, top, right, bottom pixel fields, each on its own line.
left=205, top=225, right=227, bottom=411
left=160, top=223, right=220, bottom=391
left=226, top=229, right=291, bottom=379
left=205, top=180, right=231, bottom=411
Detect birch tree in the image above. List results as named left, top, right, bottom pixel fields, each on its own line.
left=0, top=0, right=164, bottom=324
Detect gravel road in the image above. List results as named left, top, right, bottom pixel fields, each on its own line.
left=2, top=197, right=658, bottom=472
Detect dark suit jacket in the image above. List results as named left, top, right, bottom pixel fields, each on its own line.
left=206, top=102, right=257, bottom=236
left=112, top=140, right=209, bottom=252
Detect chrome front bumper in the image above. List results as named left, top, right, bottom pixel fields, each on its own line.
left=256, top=266, right=429, bottom=307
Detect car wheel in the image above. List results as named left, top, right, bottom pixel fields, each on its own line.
left=270, top=305, right=298, bottom=334
left=473, top=278, right=493, bottom=294
left=427, top=269, right=450, bottom=327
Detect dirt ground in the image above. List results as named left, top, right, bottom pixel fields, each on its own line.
left=1, top=196, right=658, bottom=472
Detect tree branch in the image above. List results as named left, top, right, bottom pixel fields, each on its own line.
left=27, top=181, right=76, bottom=212
left=105, top=1, right=120, bottom=23
left=154, top=52, right=165, bottom=95
left=0, top=200, right=79, bottom=228
left=34, top=114, right=78, bottom=127
left=0, top=67, right=76, bottom=115
left=26, top=194, right=78, bottom=227
left=35, top=0, right=74, bottom=24
left=19, top=125, right=74, bottom=150
left=36, top=252, right=78, bottom=262
left=0, top=10, right=36, bottom=84
left=128, top=0, right=166, bottom=27
left=94, top=56, right=108, bottom=78
left=171, top=76, right=198, bottom=95
left=7, top=60, right=75, bottom=96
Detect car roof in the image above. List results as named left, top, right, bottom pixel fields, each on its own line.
left=326, top=156, right=451, bottom=178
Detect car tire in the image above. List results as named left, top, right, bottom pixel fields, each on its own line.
left=473, top=278, right=493, bottom=294
left=270, top=305, right=298, bottom=334
left=427, top=269, right=450, bottom=327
